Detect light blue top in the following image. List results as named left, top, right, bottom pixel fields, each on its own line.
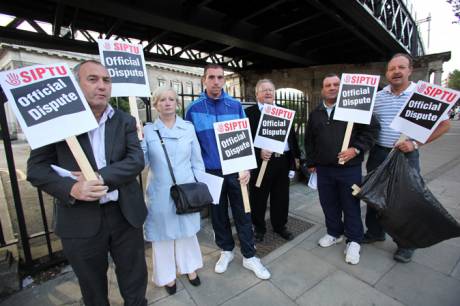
left=373, top=82, right=416, bottom=147
left=142, top=116, right=205, bottom=241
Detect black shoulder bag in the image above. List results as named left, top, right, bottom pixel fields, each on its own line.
left=155, top=130, right=213, bottom=215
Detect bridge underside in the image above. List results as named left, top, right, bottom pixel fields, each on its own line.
left=0, top=0, right=423, bottom=71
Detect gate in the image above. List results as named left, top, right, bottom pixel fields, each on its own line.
left=0, top=83, right=307, bottom=274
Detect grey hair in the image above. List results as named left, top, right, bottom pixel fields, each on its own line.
left=72, top=59, right=105, bottom=82
left=255, top=79, right=275, bottom=95
left=152, top=86, right=178, bottom=108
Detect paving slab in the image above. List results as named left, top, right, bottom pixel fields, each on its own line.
left=181, top=251, right=261, bottom=306
left=296, top=270, right=403, bottom=306
left=221, top=281, right=296, bottom=306
left=149, top=289, right=196, bottom=306
left=451, top=261, right=460, bottom=281
left=427, top=179, right=460, bottom=209
left=295, top=225, right=326, bottom=251
left=411, top=241, right=460, bottom=275
left=375, top=261, right=460, bottom=306
left=311, top=241, right=396, bottom=286
left=268, top=246, right=336, bottom=299
left=2, top=272, right=82, bottom=306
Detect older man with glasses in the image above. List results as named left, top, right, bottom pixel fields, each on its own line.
left=245, top=79, right=300, bottom=243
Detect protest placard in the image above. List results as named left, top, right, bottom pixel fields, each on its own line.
left=214, top=118, right=257, bottom=212
left=390, top=80, right=459, bottom=143
left=98, top=39, right=150, bottom=97
left=0, top=63, right=98, bottom=180
left=333, top=73, right=380, bottom=164
left=253, top=104, right=295, bottom=186
left=98, top=39, right=148, bottom=139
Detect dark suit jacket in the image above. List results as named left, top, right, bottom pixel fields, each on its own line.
left=245, top=104, right=300, bottom=169
left=27, top=109, right=147, bottom=238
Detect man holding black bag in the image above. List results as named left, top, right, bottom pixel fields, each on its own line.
left=362, top=53, right=451, bottom=263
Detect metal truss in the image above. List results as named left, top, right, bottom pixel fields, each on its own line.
left=357, top=0, right=424, bottom=56
left=0, top=16, right=246, bottom=69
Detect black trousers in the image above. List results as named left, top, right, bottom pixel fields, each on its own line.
left=61, top=202, right=147, bottom=306
left=207, top=170, right=256, bottom=258
left=249, top=153, right=290, bottom=234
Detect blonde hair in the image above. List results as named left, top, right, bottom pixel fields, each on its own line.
left=152, top=87, right=178, bottom=108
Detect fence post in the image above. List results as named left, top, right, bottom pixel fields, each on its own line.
left=0, top=89, right=33, bottom=266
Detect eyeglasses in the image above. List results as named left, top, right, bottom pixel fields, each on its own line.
left=258, top=88, right=275, bottom=93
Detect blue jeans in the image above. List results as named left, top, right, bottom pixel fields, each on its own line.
left=207, top=170, right=255, bottom=258
left=317, top=165, right=363, bottom=243
left=365, top=145, right=420, bottom=237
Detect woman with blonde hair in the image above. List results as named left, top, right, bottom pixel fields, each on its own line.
left=142, top=87, right=204, bottom=294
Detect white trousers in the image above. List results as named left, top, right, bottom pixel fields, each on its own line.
left=151, top=235, right=203, bottom=286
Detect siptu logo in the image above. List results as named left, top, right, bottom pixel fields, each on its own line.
left=417, top=82, right=427, bottom=94
left=217, top=123, right=225, bottom=133
left=344, top=74, right=351, bottom=83
left=5, top=73, right=20, bottom=86
left=264, top=105, right=272, bottom=114
left=104, top=42, right=112, bottom=50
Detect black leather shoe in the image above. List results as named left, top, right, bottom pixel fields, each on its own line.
left=275, top=229, right=294, bottom=241
left=394, top=248, right=414, bottom=263
left=165, top=283, right=177, bottom=295
left=361, top=232, right=386, bottom=244
left=188, top=274, right=201, bottom=286
left=254, top=231, right=264, bottom=243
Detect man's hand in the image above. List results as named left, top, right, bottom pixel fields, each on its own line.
left=260, top=149, right=272, bottom=161
left=307, top=167, right=316, bottom=173
left=294, top=158, right=300, bottom=170
left=395, top=140, right=417, bottom=153
left=70, top=172, right=108, bottom=202
left=238, top=170, right=250, bottom=186
left=338, top=147, right=358, bottom=164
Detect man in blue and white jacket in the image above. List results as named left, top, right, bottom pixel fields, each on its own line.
left=186, top=64, right=270, bottom=280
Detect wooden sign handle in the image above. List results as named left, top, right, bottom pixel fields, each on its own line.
left=129, top=96, right=143, bottom=140
left=255, top=160, right=268, bottom=188
left=338, top=122, right=354, bottom=165
left=65, top=136, right=97, bottom=181
left=239, top=171, right=251, bottom=213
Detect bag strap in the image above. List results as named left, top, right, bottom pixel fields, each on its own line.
left=155, top=130, right=177, bottom=185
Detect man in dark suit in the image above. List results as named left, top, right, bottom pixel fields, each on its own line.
left=245, top=79, right=300, bottom=242
left=27, top=60, right=148, bottom=306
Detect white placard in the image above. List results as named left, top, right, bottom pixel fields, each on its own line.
left=253, top=104, right=295, bottom=154
left=0, top=63, right=98, bottom=149
left=213, top=118, right=257, bottom=175
left=194, top=171, right=224, bottom=204
left=390, top=80, right=459, bottom=143
left=98, top=39, right=151, bottom=97
left=333, top=73, right=380, bottom=124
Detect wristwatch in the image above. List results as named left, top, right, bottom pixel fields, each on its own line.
left=412, top=141, right=419, bottom=150
left=353, top=148, right=361, bottom=155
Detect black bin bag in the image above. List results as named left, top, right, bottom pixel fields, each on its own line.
left=356, top=149, right=460, bottom=248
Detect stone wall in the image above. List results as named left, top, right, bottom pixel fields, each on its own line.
left=239, top=52, right=451, bottom=109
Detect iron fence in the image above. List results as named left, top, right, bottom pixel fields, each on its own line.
left=0, top=85, right=307, bottom=275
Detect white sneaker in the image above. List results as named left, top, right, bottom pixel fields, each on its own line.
left=345, top=242, right=361, bottom=265
left=215, top=251, right=234, bottom=273
left=243, top=257, right=271, bottom=280
left=318, top=234, right=343, bottom=248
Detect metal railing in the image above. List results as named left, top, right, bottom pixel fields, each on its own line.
left=1, top=84, right=308, bottom=273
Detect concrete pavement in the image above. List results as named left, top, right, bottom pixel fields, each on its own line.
left=3, top=121, right=460, bottom=306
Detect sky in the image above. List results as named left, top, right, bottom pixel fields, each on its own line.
left=411, top=0, right=460, bottom=77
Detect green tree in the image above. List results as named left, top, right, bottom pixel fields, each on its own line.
left=448, top=69, right=460, bottom=90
